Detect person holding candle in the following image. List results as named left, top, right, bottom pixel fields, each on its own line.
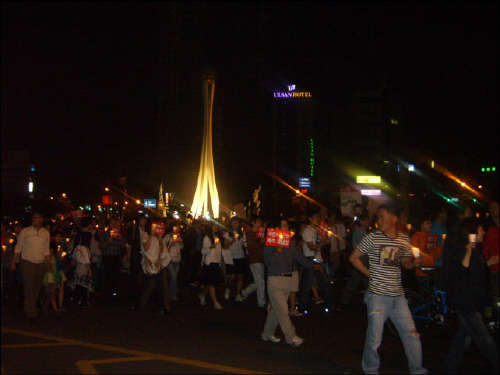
left=1, top=221, right=17, bottom=308
left=223, top=217, right=247, bottom=301
left=443, top=217, right=499, bottom=374
left=199, top=222, right=224, bottom=309
left=99, top=216, right=126, bottom=301
left=430, top=206, right=448, bottom=268
left=410, top=215, right=441, bottom=291
left=51, top=231, right=68, bottom=313
left=42, top=241, right=64, bottom=315
left=139, top=222, right=171, bottom=315
left=163, top=225, right=184, bottom=301
left=297, top=210, right=337, bottom=314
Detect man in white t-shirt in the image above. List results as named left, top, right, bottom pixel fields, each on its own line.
left=10, top=212, right=50, bottom=321
left=350, top=204, right=427, bottom=374
left=297, top=211, right=338, bottom=313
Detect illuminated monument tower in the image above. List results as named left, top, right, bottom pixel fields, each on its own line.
left=191, top=70, right=220, bottom=219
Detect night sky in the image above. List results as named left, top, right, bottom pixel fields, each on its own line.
left=2, top=1, right=499, bottom=208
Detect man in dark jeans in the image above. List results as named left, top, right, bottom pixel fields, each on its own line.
left=99, top=216, right=125, bottom=301
left=443, top=217, right=499, bottom=374
left=186, top=220, right=203, bottom=287
left=297, top=211, right=338, bottom=313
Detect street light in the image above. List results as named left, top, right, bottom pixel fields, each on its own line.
left=105, top=187, right=110, bottom=192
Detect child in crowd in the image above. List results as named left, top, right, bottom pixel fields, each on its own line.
left=43, top=243, right=64, bottom=315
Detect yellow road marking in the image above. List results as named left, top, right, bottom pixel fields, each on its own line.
left=2, top=328, right=270, bottom=374
left=76, top=357, right=155, bottom=375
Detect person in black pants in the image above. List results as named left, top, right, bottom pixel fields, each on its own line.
left=128, top=215, right=148, bottom=309
left=443, top=217, right=499, bottom=374
left=99, top=216, right=125, bottom=301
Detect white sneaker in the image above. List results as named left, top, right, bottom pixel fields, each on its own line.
left=289, top=336, right=304, bottom=347
left=199, top=294, right=206, bottom=306
left=224, top=289, right=230, bottom=300
left=235, top=294, right=244, bottom=302
left=261, top=333, right=281, bottom=343
left=214, top=302, right=223, bottom=310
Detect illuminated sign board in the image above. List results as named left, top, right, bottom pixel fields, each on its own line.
left=361, top=189, right=382, bottom=196
left=298, top=178, right=311, bottom=188
left=273, top=91, right=312, bottom=99
left=356, top=176, right=381, bottom=184
left=144, top=199, right=157, bottom=208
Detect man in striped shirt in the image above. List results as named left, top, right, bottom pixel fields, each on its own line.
left=350, top=204, right=427, bottom=374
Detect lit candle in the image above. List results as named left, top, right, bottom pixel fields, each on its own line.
left=214, top=237, right=220, bottom=244
left=411, top=247, right=420, bottom=258
left=327, top=230, right=333, bottom=237
left=468, top=234, right=476, bottom=243
left=234, top=233, right=239, bottom=239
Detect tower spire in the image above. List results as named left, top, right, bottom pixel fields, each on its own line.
left=191, top=69, right=220, bottom=219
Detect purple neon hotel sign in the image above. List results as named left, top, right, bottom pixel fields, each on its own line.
left=273, top=91, right=312, bottom=98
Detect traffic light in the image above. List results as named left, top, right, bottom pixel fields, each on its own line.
left=481, top=166, right=496, bottom=172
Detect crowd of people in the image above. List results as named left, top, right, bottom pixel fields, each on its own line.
left=1, top=199, right=499, bottom=373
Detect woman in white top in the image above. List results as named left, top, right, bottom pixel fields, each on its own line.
left=163, top=225, right=184, bottom=301
left=224, top=217, right=247, bottom=301
left=199, top=222, right=224, bottom=310
left=139, top=224, right=171, bottom=314
left=69, top=231, right=93, bottom=308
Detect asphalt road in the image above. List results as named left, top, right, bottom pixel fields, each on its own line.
left=1, top=267, right=497, bottom=374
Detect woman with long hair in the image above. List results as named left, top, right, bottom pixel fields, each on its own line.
left=199, top=222, right=224, bottom=310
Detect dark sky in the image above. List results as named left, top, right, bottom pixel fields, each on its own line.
left=2, top=1, right=499, bottom=207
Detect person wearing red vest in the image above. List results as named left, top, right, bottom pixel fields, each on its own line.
left=411, top=217, right=442, bottom=283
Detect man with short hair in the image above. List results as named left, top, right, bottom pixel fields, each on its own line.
left=297, top=210, right=338, bottom=313
left=430, top=206, right=448, bottom=267
left=240, top=216, right=266, bottom=307
left=10, top=212, right=50, bottom=321
left=350, top=204, right=427, bottom=374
